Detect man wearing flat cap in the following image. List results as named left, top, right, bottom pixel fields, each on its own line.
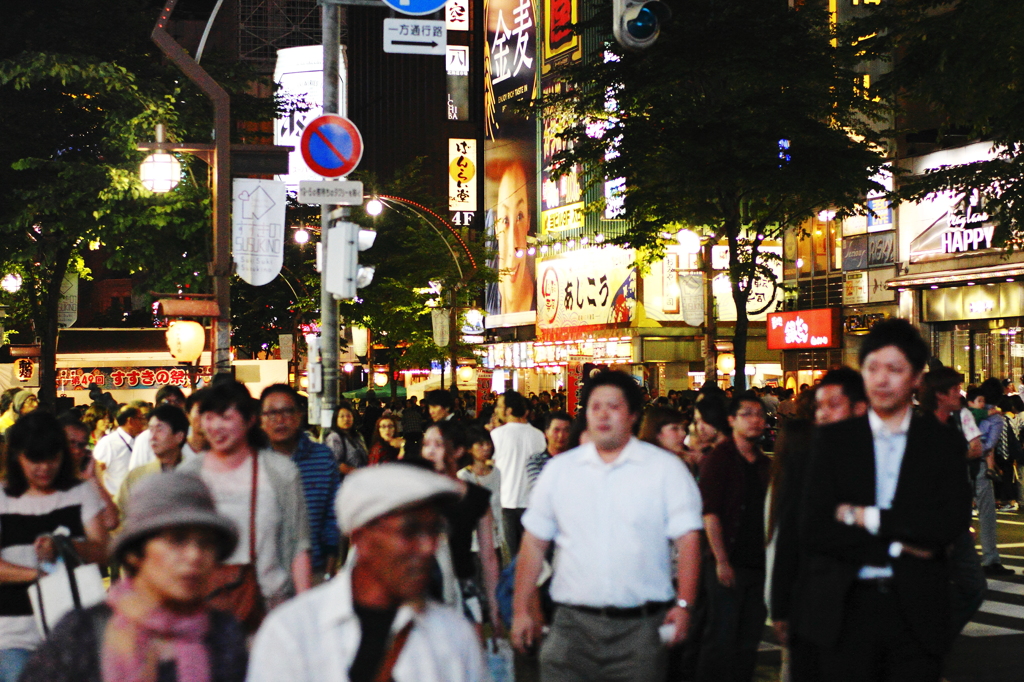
left=247, top=463, right=490, bottom=682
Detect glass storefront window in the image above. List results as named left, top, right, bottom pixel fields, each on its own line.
left=952, top=329, right=971, bottom=382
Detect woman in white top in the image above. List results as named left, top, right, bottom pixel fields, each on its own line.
left=0, top=411, right=108, bottom=682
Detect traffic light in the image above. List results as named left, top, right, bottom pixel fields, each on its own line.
left=325, top=221, right=376, bottom=300
left=613, top=0, right=671, bottom=50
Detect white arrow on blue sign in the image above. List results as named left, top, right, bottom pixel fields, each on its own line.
left=383, top=18, right=446, bottom=55
left=381, top=0, right=446, bottom=17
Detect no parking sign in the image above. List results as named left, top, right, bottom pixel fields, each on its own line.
left=300, top=114, right=363, bottom=178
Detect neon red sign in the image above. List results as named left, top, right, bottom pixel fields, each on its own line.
left=766, top=308, right=841, bottom=350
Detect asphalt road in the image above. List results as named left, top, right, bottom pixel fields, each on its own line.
left=515, top=510, right=1024, bottom=682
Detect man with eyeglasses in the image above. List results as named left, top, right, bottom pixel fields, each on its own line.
left=260, top=384, right=342, bottom=580
left=696, top=391, right=771, bottom=682
left=248, top=464, right=489, bottom=682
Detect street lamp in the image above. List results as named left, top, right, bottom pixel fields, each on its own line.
left=365, top=198, right=384, bottom=216
left=139, top=125, right=181, bottom=193
left=294, top=228, right=310, bottom=244
left=1, top=274, right=22, bottom=294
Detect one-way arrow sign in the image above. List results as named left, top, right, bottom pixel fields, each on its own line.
left=383, top=18, right=446, bottom=55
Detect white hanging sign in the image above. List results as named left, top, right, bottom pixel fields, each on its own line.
left=232, top=179, right=287, bottom=286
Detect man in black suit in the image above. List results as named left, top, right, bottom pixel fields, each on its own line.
left=797, top=319, right=972, bottom=682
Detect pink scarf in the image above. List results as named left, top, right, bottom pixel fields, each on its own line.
left=101, top=578, right=212, bottom=682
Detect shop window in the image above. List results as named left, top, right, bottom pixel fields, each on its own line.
left=788, top=216, right=840, bottom=279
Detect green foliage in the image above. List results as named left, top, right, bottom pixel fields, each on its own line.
left=0, top=0, right=277, bottom=404
left=851, top=0, right=1024, bottom=242
left=545, top=0, right=886, bottom=387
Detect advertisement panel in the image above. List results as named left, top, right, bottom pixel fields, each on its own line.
left=536, top=248, right=636, bottom=339
left=57, top=366, right=214, bottom=390
left=448, top=139, right=478, bottom=211
left=766, top=308, right=841, bottom=350
left=483, top=0, right=539, bottom=325
left=273, top=46, right=346, bottom=191
left=641, top=247, right=703, bottom=325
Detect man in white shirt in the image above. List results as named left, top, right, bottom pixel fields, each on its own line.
left=248, top=464, right=489, bottom=682
left=512, top=371, right=703, bottom=682
left=93, top=403, right=149, bottom=498
left=126, top=385, right=191, bottom=471
left=490, top=390, right=546, bottom=553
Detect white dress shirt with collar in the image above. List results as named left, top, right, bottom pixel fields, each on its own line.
left=127, top=428, right=199, bottom=471
left=859, top=406, right=912, bottom=579
left=522, top=437, right=703, bottom=608
left=247, top=564, right=488, bottom=682
left=92, top=427, right=135, bottom=497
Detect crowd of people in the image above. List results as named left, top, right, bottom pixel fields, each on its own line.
left=0, top=317, right=1016, bottom=682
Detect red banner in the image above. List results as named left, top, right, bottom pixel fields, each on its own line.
left=766, top=309, right=841, bottom=350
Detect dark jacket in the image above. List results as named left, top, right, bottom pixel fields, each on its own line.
left=769, top=418, right=815, bottom=623
left=796, top=412, right=972, bottom=654
left=19, top=604, right=248, bottom=682
left=698, top=437, right=771, bottom=561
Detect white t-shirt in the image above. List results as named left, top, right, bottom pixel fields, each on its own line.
left=491, top=422, right=547, bottom=509
left=0, top=482, right=104, bottom=650
left=92, top=428, right=135, bottom=497
left=199, top=460, right=290, bottom=601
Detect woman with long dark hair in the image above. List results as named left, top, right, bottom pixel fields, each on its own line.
left=0, top=412, right=109, bottom=682
left=324, top=403, right=368, bottom=474
left=368, top=415, right=403, bottom=465
left=421, top=421, right=502, bottom=638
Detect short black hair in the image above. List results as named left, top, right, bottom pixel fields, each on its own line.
left=920, top=365, right=964, bottom=412
left=502, top=391, right=529, bottom=418
left=116, top=405, right=143, bottom=426
left=423, top=389, right=454, bottom=411
left=155, top=385, right=186, bottom=405
left=543, top=410, right=572, bottom=431
left=858, top=318, right=929, bottom=373
left=150, top=404, right=190, bottom=435
left=817, top=367, right=867, bottom=406
left=259, top=383, right=301, bottom=407
left=580, top=370, right=644, bottom=415
left=185, top=388, right=209, bottom=413
left=199, top=380, right=266, bottom=449
left=465, top=425, right=493, bottom=449
left=980, top=378, right=1004, bottom=407
left=728, top=391, right=765, bottom=417
left=5, top=412, right=80, bottom=497
left=966, top=386, right=984, bottom=404
left=695, top=395, right=730, bottom=434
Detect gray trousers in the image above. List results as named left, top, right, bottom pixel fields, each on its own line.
left=540, top=605, right=667, bottom=682
left=975, top=472, right=1000, bottom=566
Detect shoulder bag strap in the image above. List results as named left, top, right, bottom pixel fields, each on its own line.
left=373, top=620, right=415, bottom=682
left=249, top=453, right=259, bottom=565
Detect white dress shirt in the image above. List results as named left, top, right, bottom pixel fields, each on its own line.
left=92, top=427, right=135, bottom=497
left=859, top=407, right=912, bottom=579
left=491, top=421, right=547, bottom=508
left=247, top=565, right=488, bottom=682
left=523, top=437, right=703, bottom=608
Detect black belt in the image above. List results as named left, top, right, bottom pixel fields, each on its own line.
left=856, top=577, right=894, bottom=594
left=561, top=601, right=673, bottom=619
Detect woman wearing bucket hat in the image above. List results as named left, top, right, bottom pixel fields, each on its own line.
left=19, top=472, right=248, bottom=682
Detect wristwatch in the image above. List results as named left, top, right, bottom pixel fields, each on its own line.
left=676, top=598, right=690, bottom=609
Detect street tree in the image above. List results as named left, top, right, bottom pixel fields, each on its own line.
left=0, top=0, right=275, bottom=406
left=852, top=0, right=1024, bottom=239
left=545, top=0, right=887, bottom=387
left=341, top=160, right=492, bottom=400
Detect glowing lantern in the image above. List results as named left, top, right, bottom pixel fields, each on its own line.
left=166, top=320, right=206, bottom=363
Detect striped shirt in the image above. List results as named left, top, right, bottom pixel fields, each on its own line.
left=525, top=450, right=552, bottom=498
left=291, top=433, right=341, bottom=571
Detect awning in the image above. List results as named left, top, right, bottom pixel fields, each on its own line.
left=886, top=262, right=1024, bottom=289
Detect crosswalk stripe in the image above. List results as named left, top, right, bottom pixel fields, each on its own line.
left=987, top=579, right=1024, bottom=597
left=979, top=601, right=1024, bottom=618
left=961, top=622, right=1022, bottom=637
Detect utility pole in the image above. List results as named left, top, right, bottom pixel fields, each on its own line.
left=312, top=2, right=343, bottom=428
left=702, top=241, right=717, bottom=387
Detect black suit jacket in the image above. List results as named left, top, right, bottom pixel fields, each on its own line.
left=795, top=411, right=972, bottom=655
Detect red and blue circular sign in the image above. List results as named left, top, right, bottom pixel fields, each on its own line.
left=300, top=114, right=363, bottom=178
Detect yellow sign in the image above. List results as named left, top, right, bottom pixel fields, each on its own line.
left=541, top=202, right=584, bottom=234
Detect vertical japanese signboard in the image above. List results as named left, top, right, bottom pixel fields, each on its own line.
left=449, top=139, right=478, bottom=212
left=483, top=0, right=539, bottom=326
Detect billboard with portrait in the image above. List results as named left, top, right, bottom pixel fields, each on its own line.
left=483, top=0, right=539, bottom=326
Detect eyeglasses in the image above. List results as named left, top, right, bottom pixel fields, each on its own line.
left=262, top=408, right=299, bottom=420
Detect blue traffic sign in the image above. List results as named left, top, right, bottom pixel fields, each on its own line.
left=381, top=0, right=446, bottom=17
left=300, top=115, right=363, bottom=178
